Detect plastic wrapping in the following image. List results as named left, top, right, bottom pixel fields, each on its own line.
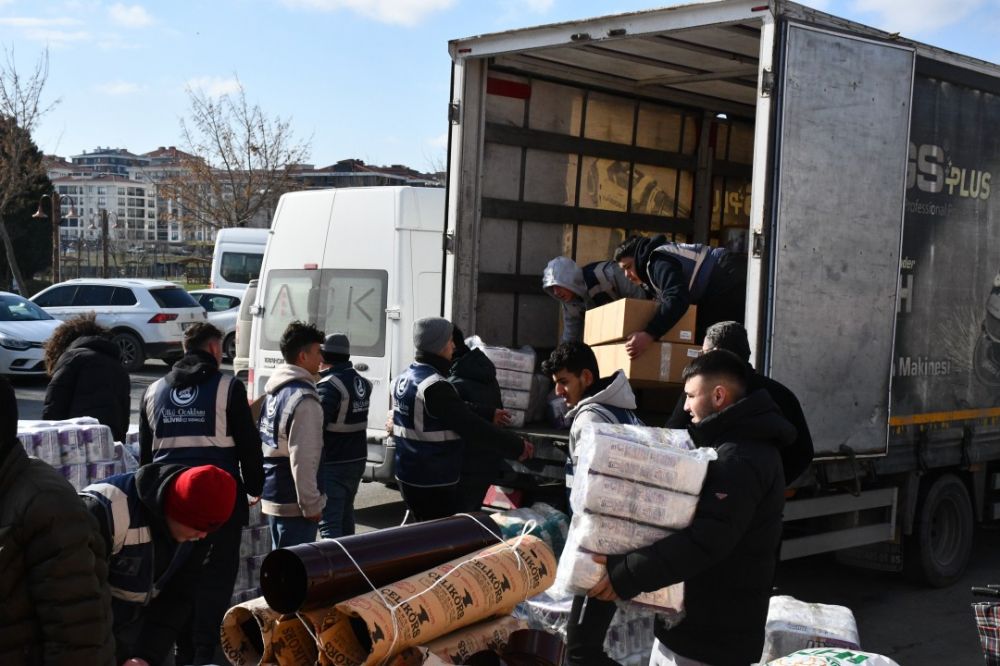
left=760, top=596, right=861, bottom=663
left=571, top=473, right=698, bottom=529
left=501, top=389, right=531, bottom=410
left=82, top=424, right=116, bottom=462
left=571, top=513, right=671, bottom=556
left=767, top=648, right=900, bottom=666
left=57, top=425, right=87, bottom=464
left=422, top=616, right=527, bottom=664
left=574, top=432, right=712, bottom=495
left=468, top=338, right=536, bottom=374
left=87, top=461, right=120, bottom=482
left=492, top=503, right=569, bottom=558
left=60, top=464, right=88, bottom=490
left=495, top=368, right=534, bottom=393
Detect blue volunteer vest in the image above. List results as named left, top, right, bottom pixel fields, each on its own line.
left=392, top=363, right=463, bottom=487
left=581, top=261, right=622, bottom=307
left=144, top=374, right=238, bottom=476
left=318, top=363, right=372, bottom=464
left=80, top=472, right=193, bottom=605
left=648, top=242, right=726, bottom=303
left=259, top=379, right=317, bottom=505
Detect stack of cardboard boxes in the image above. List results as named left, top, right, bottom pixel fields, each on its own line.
left=584, top=299, right=701, bottom=387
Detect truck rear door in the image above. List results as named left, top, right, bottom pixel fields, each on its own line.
left=762, top=22, right=914, bottom=458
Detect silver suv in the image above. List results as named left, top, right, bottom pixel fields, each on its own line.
left=31, top=278, right=206, bottom=371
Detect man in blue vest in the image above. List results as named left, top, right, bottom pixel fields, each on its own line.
left=316, top=332, right=371, bottom=538
left=80, top=464, right=237, bottom=666
left=613, top=234, right=746, bottom=358
left=542, top=340, right=642, bottom=666
left=542, top=255, right=648, bottom=343
left=392, top=316, right=533, bottom=522
left=140, top=321, right=264, bottom=665
left=259, top=320, right=326, bottom=548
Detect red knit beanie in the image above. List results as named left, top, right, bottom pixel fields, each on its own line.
left=164, top=465, right=237, bottom=532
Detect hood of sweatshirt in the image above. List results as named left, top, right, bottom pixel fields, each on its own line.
left=632, top=234, right=668, bottom=285
left=567, top=369, right=637, bottom=419
left=165, top=349, right=219, bottom=389
left=542, top=256, right=586, bottom=300
left=265, top=363, right=317, bottom=395
left=450, top=348, right=498, bottom=385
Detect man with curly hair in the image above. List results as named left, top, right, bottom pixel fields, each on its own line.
left=42, top=314, right=131, bottom=440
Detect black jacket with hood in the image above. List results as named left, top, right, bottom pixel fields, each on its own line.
left=43, top=335, right=131, bottom=441
left=139, top=349, right=264, bottom=524
left=606, top=389, right=796, bottom=666
left=632, top=234, right=746, bottom=340
left=80, top=463, right=210, bottom=666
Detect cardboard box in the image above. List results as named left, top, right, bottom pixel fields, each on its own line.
left=584, top=299, right=697, bottom=346
left=592, top=342, right=702, bottom=387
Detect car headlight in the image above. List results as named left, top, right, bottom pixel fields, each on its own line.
left=0, top=335, right=31, bottom=350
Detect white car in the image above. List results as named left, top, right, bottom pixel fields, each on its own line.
left=31, top=278, right=207, bottom=372
left=0, top=292, right=62, bottom=375
left=190, top=288, right=244, bottom=360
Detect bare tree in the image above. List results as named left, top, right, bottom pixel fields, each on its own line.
left=0, top=49, right=56, bottom=291
left=162, top=78, right=311, bottom=231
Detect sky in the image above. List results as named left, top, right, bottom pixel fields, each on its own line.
left=1, top=0, right=998, bottom=174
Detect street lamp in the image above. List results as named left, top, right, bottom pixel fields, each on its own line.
left=32, top=192, right=78, bottom=283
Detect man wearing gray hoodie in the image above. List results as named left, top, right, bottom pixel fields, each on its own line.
left=542, top=341, right=643, bottom=666
left=542, top=256, right=648, bottom=343
left=259, top=321, right=327, bottom=548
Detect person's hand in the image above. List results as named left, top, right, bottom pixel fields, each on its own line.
left=248, top=495, right=261, bottom=506
left=305, top=513, right=322, bottom=523
left=586, top=555, right=620, bottom=601
left=385, top=409, right=394, bottom=436
left=123, top=659, right=151, bottom=666
left=493, top=409, right=513, bottom=426
left=625, top=331, right=654, bottom=359
left=518, top=439, right=534, bottom=462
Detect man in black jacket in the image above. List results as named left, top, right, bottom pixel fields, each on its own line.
left=588, top=350, right=795, bottom=666
left=139, top=322, right=264, bottom=665
left=666, top=321, right=814, bottom=484
left=614, top=234, right=746, bottom=359
left=391, top=317, right=533, bottom=521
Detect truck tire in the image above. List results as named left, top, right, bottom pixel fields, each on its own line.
left=112, top=331, right=145, bottom=372
left=905, top=473, right=974, bottom=587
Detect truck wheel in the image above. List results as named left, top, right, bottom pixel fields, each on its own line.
left=113, top=331, right=145, bottom=372
left=223, top=333, right=236, bottom=361
left=905, top=473, right=974, bottom=587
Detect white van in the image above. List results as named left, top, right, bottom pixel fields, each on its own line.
left=247, top=186, right=446, bottom=479
left=210, top=227, right=269, bottom=290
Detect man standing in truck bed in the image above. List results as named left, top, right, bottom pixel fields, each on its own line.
left=614, top=234, right=746, bottom=358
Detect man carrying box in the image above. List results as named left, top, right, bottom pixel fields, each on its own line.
left=613, top=235, right=746, bottom=358
left=587, top=350, right=795, bottom=666
left=542, top=341, right=642, bottom=666
left=542, top=255, right=648, bottom=343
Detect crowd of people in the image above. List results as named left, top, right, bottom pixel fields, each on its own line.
left=2, top=232, right=814, bottom=666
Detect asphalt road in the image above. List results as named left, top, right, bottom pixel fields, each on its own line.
left=10, top=363, right=998, bottom=664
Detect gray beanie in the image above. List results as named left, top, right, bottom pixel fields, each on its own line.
left=413, top=317, right=453, bottom=354
left=322, top=332, right=350, bottom=355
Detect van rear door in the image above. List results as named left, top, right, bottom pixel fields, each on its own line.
left=761, top=23, right=914, bottom=458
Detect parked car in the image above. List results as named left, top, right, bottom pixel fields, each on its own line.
left=31, top=278, right=206, bottom=372
left=233, top=279, right=258, bottom=379
left=0, top=292, right=62, bottom=375
left=190, top=288, right=243, bottom=360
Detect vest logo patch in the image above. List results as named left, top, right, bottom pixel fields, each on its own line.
left=394, top=377, right=408, bottom=399
left=354, top=376, right=368, bottom=398
left=170, top=386, right=199, bottom=407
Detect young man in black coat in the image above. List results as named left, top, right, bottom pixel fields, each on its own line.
left=613, top=234, right=746, bottom=359
left=587, top=350, right=796, bottom=666
left=666, top=321, right=814, bottom=484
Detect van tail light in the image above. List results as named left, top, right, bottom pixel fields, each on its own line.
left=247, top=368, right=255, bottom=401
left=148, top=313, right=178, bottom=324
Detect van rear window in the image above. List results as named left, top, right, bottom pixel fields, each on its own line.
left=259, top=269, right=388, bottom=357
left=151, top=287, right=200, bottom=309
left=221, top=252, right=264, bottom=284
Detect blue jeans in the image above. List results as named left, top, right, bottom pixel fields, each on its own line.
left=318, top=458, right=366, bottom=539
left=268, top=515, right=318, bottom=549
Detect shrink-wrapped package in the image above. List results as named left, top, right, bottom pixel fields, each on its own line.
left=575, top=433, right=712, bottom=494
left=574, top=423, right=694, bottom=453
left=492, top=503, right=569, bottom=558
left=495, top=368, right=534, bottom=393
left=571, top=473, right=699, bottom=529
left=471, top=340, right=536, bottom=374
left=759, top=596, right=861, bottom=663
left=57, top=425, right=86, bottom=464
left=82, top=424, right=116, bottom=462
left=87, top=462, right=119, bottom=483
left=501, top=388, right=531, bottom=410
left=60, top=463, right=88, bottom=490
left=572, top=513, right=671, bottom=555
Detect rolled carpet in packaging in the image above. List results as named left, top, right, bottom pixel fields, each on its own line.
left=422, top=615, right=527, bottom=664
left=220, top=596, right=283, bottom=666
left=261, top=512, right=503, bottom=614
left=300, top=536, right=556, bottom=666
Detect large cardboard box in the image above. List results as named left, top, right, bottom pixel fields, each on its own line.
left=584, top=299, right=697, bottom=346
left=592, top=342, right=701, bottom=387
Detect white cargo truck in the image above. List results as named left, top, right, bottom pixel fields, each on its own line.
left=440, top=0, right=1000, bottom=585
